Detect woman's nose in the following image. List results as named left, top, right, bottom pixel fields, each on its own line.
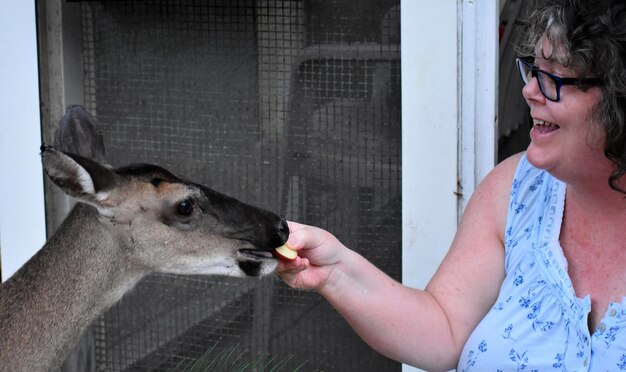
left=521, top=76, right=545, bottom=103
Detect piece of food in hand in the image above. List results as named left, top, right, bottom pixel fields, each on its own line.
left=274, top=244, right=298, bottom=261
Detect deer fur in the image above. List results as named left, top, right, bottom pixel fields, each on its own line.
left=0, top=107, right=288, bottom=371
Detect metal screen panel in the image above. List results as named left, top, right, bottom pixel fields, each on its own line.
left=75, top=1, right=401, bottom=370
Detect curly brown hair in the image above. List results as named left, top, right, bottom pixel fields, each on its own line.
left=517, top=0, right=626, bottom=194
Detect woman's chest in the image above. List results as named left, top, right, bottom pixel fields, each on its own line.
left=458, top=250, right=626, bottom=371
left=560, top=223, right=626, bottom=331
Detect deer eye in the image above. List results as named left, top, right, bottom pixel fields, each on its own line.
left=150, top=178, right=163, bottom=187
left=176, top=199, right=194, bottom=216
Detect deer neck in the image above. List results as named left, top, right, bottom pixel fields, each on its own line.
left=0, top=203, right=145, bottom=370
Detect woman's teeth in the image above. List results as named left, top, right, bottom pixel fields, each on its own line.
left=533, top=120, right=560, bottom=133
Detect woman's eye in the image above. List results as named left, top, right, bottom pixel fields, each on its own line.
left=177, top=199, right=194, bottom=216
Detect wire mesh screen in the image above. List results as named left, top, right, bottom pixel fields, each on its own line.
left=77, top=1, right=401, bottom=370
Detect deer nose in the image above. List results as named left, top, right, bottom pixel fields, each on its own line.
left=276, top=218, right=289, bottom=245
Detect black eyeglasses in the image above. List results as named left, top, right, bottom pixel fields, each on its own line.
left=515, top=57, right=602, bottom=102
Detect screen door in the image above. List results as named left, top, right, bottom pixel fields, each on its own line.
left=49, top=1, right=401, bottom=370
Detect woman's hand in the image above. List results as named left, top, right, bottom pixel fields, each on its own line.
left=276, top=221, right=347, bottom=291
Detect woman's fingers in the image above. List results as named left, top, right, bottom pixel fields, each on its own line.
left=286, top=221, right=330, bottom=252
left=276, top=256, right=310, bottom=287
left=277, top=255, right=308, bottom=272
left=277, top=221, right=340, bottom=289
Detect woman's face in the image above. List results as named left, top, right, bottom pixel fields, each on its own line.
left=523, top=38, right=606, bottom=183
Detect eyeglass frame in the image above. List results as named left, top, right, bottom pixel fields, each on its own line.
left=515, top=56, right=603, bottom=102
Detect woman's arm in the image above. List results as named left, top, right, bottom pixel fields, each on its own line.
left=277, top=153, right=522, bottom=370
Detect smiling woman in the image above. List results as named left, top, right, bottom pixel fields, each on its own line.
left=517, top=1, right=626, bottom=194
left=519, top=33, right=609, bottom=190
left=460, top=2, right=626, bottom=369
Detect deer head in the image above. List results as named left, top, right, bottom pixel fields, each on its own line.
left=41, top=144, right=288, bottom=278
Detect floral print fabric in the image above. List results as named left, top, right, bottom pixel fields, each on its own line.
left=457, top=154, right=626, bottom=371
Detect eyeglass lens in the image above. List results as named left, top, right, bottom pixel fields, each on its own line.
left=517, top=59, right=558, bottom=101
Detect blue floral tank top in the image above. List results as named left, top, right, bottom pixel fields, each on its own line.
left=457, top=154, right=626, bottom=371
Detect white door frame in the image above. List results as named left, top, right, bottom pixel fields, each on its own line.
left=0, top=0, right=46, bottom=281
left=401, top=0, right=497, bottom=370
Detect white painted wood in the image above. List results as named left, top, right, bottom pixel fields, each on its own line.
left=0, top=0, right=46, bottom=281
left=401, top=1, right=498, bottom=371
left=459, top=0, right=498, bottom=216
left=400, top=0, right=458, bottom=295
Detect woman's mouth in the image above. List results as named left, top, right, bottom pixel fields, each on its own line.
left=533, top=120, right=560, bottom=133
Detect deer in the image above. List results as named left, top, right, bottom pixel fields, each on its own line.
left=0, top=106, right=289, bottom=371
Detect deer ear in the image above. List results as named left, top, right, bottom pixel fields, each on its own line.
left=55, top=105, right=107, bottom=165
left=41, top=144, right=118, bottom=205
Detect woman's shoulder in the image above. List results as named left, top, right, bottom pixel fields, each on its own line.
left=494, top=152, right=526, bottom=179
left=481, top=151, right=551, bottom=200
left=473, top=152, right=524, bottom=206
left=476, top=152, right=525, bottom=192
left=465, top=152, right=526, bottom=242
left=502, top=152, right=556, bottom=203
